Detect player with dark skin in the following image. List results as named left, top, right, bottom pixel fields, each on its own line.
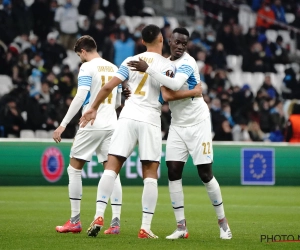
left=127, top=31, right=213, bottom=186
left=128, top=29, right=231, bottom=240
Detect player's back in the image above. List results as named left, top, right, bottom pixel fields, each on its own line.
left=169, top=52, right=210, bottom=126
left=116, top=52, right=174, bottom=127
left=79, top=57, right=119, bottom=130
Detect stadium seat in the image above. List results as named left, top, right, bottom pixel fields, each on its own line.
left=285, top=13, right=295, bottom=24
left=268, top=72, right=283, bottom=94
left=142, top=16, right=154, bottom=26
left=238, top=5, right=251, bottom=34
left=124, top=16, right=142, bottom=33
left=7, top=134, right=17, bottom=138
left=78, top=15, right=88, bottom=29
left=241, top=72, right=254, bottom=86
left=283, top=99, right=292, bottom=120
left=227, top=71, right=243, bottom=87
left=238, top=5, right=256, bottom=34
left=166, top=17, right=179, bottom=30
left=249, top=12, right=257, bottom=29
left=142, top=7, right=155, bottom=16
left=277, top=30, right=291, bottom=45
left=274, top=64, right=285, bottom=74
left=35, top=130, right=49, bottom=139
left=185, top=26, right=194, bottom=36
left=117, top=15, right=133, bottom=31
left=48, top=130, right=55, bottom=139
left=57, top=0, right=80, bottom=7
left=0, top=75, right=13, bottom=97
left=226, top=55, right=242, bottom=72
left=20, top=130, right=35, bottom=138
left=24, top=0, right=34, bottom=6
left=252, top=72, right=265, bottom=95
left=152, top=16, right=165, bottom=28
left=197, top=61, right=205, bottom=72
left=62, top=50, right=81, bottom=71
left=265, top=30, right=278, bottom=43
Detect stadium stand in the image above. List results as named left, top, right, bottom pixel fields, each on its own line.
left=0, top=75, right=13, bottom=97
left=20, top=130, right=35, bottom=138
left=35, top=130, right=49, bottom=139
left=0, top=0, right=300, bottom=142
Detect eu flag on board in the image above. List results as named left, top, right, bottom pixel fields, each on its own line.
left=241, top=148, right=275, bottom=185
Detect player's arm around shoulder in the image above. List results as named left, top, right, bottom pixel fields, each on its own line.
left=161, top=83, right=202, bottom=102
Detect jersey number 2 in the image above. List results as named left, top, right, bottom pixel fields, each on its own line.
left=134, top=73, right=148, bottom=96
left=101, top=75, right=113, bottom=104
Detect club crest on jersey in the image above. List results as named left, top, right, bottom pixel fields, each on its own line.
left=165, top=70, right=174, bottom=78
left=41, top=147, right=64, bottom=183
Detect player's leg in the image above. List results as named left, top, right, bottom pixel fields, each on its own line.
left=88, top=119, right=137, bottom=237
left=105, top=173, right=122, bottom=234
left=95, top=130, right=122, bottom=234
left=55, top=157, right=85, bottom=234
left=87, top=155, right=125, bottom=237
left=197, top=163, right=231, bottom=239
left=56, top=130, right=98, bottom=233
left=165, top=125, right=189, bottom=239
left=138, top=160, right=159, bottom=239
left=190, top=117, right=232, bottom=239
left=137, top=122, right=161, bottom=239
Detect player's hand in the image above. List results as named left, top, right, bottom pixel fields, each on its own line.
left=79, top=108, right=97, bottom=127
left=123, top=87, right=131, bottom=99
left=193, top=83, right=203, bottom=97
left=127, top=58, right=149, bottom=72
left=53, top=126, right=65, bottom=143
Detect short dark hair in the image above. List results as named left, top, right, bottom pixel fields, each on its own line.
left=172, top=27, right=190, bottom=37
left=74, top=35, right=97, bottom=53
left=142, top=25, right=161, bottom=43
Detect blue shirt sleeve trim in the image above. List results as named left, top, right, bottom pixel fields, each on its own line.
left=117, top=65, right=129, bottom=80
left=177, top=64, right=193, bottom=77
left=78, top=76, right=92, bottom=87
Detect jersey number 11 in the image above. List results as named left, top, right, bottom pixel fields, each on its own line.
left=101, top=75, right=113, bottom=104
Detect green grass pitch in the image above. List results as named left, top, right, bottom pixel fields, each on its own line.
left=0, top=186, right=299, bottom=250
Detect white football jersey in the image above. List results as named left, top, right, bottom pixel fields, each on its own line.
left=78, top=57, right=122, bottom=130
left=115, top=52, right=174, bottom=127
left=169, top=52, right=210, bottom=126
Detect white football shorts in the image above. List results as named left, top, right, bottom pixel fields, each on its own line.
left=166, top=115, right=213, bottom=165
left=70, top=129, right=114, bottom=163
left=108, top=118, right=162, bottom=162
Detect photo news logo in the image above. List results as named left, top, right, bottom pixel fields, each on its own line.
left=261, top=235, right=300, bottom=243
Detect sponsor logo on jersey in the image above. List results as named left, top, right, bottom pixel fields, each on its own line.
left=166, top=70, right=174, bottom=78
left=41, top=147, right=64, bottom=183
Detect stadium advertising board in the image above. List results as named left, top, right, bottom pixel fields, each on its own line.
left=0, top=140, right=299, bottom=186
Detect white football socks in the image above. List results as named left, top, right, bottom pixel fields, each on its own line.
left=95, top=170, right=117, bottom=219
left=169, top=179, right=185, bottom=224
left=110, top=174, right=122, bottom=222
left=203, top=177, right=225, bottom=220
left=141, top=178, right=158, bottom=232
left=67, top=165, right=82, bottom=220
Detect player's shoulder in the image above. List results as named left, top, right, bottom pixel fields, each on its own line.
left=181, top=52, right=197, bottom=65
left=79, top=61, right=89, bottom=72
left=120, top=55, right=136, bottom=65
left=100, top=58, right=118, bottom=72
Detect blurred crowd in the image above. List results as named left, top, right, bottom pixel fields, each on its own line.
left=0, top=0, right=300, bottom=142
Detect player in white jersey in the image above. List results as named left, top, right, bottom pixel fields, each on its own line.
left=79, top=25, right=202, bottom=239
left=127, top=28, right=232, bottom=240
left=53, top=35, right=123, bottom=235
